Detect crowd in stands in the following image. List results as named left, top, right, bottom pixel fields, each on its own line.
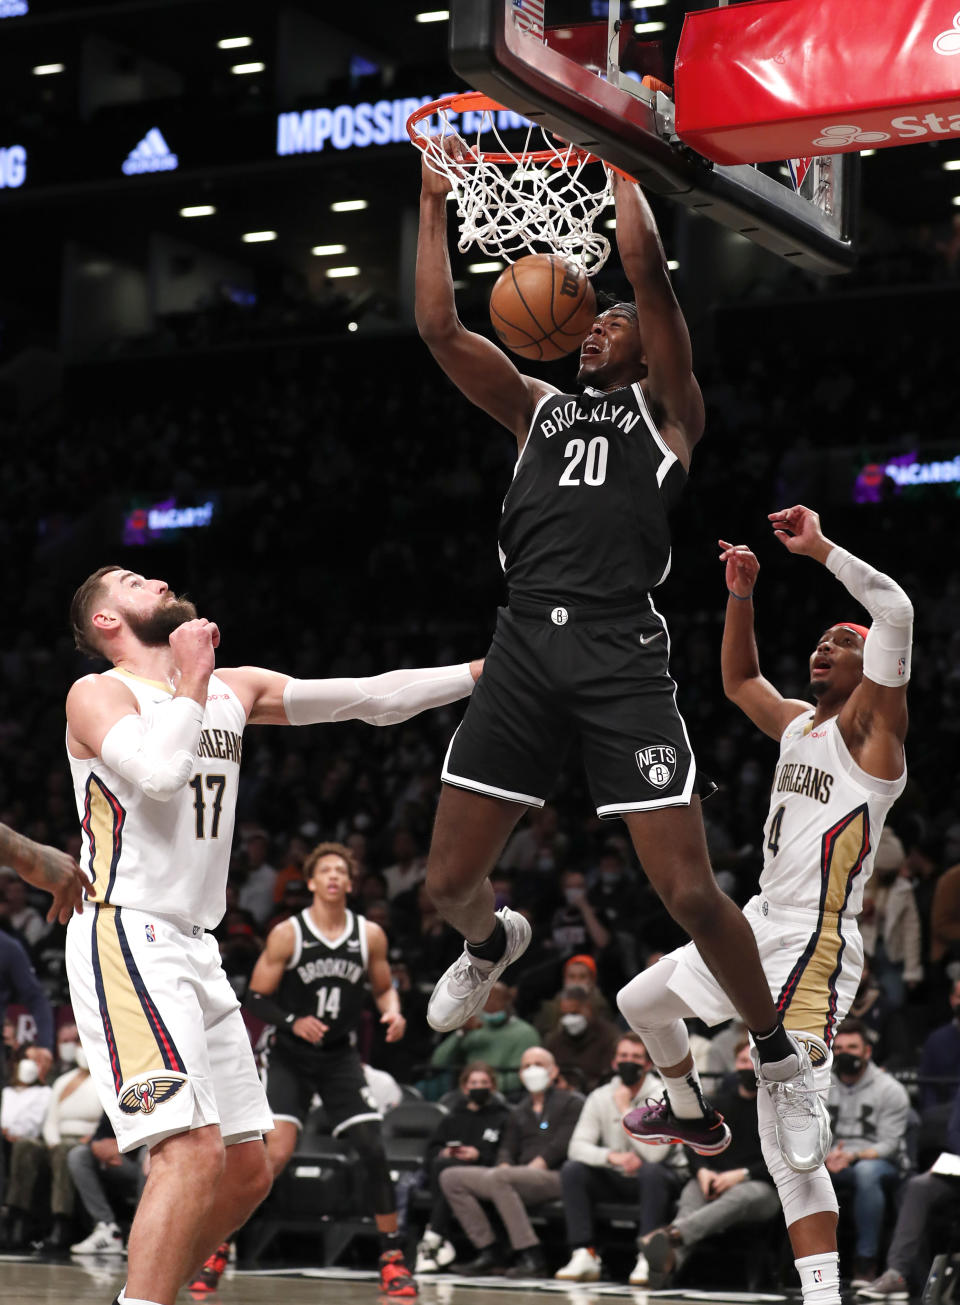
left=1, top=283, right=959, bottom=1286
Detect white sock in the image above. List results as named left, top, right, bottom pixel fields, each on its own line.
left=660, top=1065, right=709, bottom=1120
left=117, top=1288, right=126, bottom=1304
left=796, top=1252, right=841, bottom=1305
left=123, top=1297, right=165, bottom=1305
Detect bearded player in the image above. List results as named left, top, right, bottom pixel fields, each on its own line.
left=618, top=505, right=912, bottom=1305
left=64, top=566, right=480, bottom=1305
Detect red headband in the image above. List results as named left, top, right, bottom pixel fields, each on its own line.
left=835, top=623, right=869, bottom=641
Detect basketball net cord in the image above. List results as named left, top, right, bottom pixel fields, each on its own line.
left=419, top=108, right=613, bottom=273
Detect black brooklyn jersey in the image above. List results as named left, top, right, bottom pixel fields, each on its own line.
left=272, top=909, right=369, bottom=1067
left=499, top=383, right=687, bottom=605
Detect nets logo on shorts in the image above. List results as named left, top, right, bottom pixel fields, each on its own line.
left=635, top=745, right=677, bottom=789
left=118, top=1073, right=187, bottom=1115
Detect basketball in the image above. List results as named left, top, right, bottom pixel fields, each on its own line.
left=489, top=253, right=597, bottom=362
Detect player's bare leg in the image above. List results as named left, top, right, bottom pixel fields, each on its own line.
left=265, top=1119, right=299, bottom=1180
left=125, top=1126, right=225, bottom=1304
left=184, top=1139, right=272, bottom=1282
left=425, top=786, right=532, bottom=1031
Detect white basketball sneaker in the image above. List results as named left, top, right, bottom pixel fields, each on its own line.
left=753, top=1035, right=831, bottom=1172
left=630, top=1249, right=651, bottom=1286
left=70, top=1221, right=126, bottom=1256
left=427, top=907, right=532, bottom=1032
left=555, top=1247, right=601, bottom=1282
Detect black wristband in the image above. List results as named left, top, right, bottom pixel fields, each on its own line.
left=245, top=989, right=296, bottom=1027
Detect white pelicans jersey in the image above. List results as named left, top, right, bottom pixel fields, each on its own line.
left=68, top=668, right=245, bottom=931
left=760, top=709, right=906, bottom=919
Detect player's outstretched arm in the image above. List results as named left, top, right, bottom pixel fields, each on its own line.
left=219, top=660, right=482, bottom=727
left=719, top=540, right=812, bottom=741
left=416, top=139, right=555, bottom=444
left=366, top=922, right=405, bottom=1043
left=0, top=824, right=92, bottom=925
left=611, top=173, right=704, bottom=455
left=770, top=505, right=911, bottom=778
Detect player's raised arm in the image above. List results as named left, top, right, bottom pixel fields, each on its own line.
left=719, top=540, right=812, bottom=741
left=416, top=138, right=555, bottom=444
left=611, top=173, right=704, bottom=455
left=219, top=659, right=483, bottom=727
left=770, top=505, right=911, bottom=778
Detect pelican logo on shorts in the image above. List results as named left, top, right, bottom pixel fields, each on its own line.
left=635, top=745, right=677, bottom=789
left=790, top=1032, right=829, bottom=1070
left=118, top=1073, right=187, bottom=1116
left=550, top=606, right=569, bottom=626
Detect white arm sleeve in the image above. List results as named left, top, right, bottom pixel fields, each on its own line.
left=825, top=546, right=913, bottom=687
left=99, top=697, right=204, bottom=802
left=282, top=663, right=475, bottom=727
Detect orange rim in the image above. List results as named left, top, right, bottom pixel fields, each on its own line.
left=406, top=90, right=595, bottom=166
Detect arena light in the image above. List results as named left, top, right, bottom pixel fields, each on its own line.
left=415, top=10, right=449, bottom=22
left=942, top=159, right=960, bottom=171
left=231, top=61, right=265, bottom=75
left=311, top=243, right=347, bottom=256
left=953, top=196, right=960, bottom=206
left=33, top=62, right=64, bottom=75
left=630, top=0, right=668, bottom=6
left=347, top=321, right=359, bottom=332
left=604, top=217, right=617, bottom=229
left=217, top=36, right=252, bottom=49
left=327, top=266, right=360, bottom=278
left=242, top=230, right=277, bottom=242
left=180, top=205, right=216, bottom=217
left=467, top=261, right=503, bottom=273
left=667, top=259, right=680, bottom=271
left=330, top=199, right=367, bottom=212
left=860, top=149, right=876, bottom=157
left=634, top=21, right=665, bottom=33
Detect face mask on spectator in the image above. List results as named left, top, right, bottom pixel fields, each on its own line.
left=833, top=1052, right=863, bottom=1076
left=563, top=886, right=584, bottom=905
left=599, top=871, right=621, bottom=888
left=520, top=1065, right=552, bottom=1093
left=616, top=1061, right=643, bottom=1087
left=17, top=1059, right=39, bottom=1086
left=482, top=1010, right=508, bottom=1026
left=58, top=1041, right=78, bottom=1064
left=736, top=1068, right=758, bottom=1093
left=468, top=1087, right=492, bottom=1107
left=560, top=1013, right=588, bottom=1037
left=75, top=1048, right=88, bottom=1071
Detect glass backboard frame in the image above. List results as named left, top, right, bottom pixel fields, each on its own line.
left=449, top=0, right=858, bottom=274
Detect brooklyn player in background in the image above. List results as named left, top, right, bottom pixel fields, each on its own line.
left=416, top=143, right=823, bottom=1169
left=619, top=505, right=912, bottom=1305
left=64, top=565, right=480, bottom=1305
left=234, top=840, right=416, bottom=1298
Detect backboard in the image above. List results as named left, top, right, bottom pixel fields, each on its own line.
left=448, top=0, right=859, bottom=274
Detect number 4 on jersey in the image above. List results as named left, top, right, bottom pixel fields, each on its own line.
left=767, top=804, right=785, bottom=857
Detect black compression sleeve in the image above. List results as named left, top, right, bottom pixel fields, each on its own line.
left=245, top=989, right=297, bottom=1028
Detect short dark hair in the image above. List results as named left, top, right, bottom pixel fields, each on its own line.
left=836, top=1017, right=868, bottom=1041
left=459, top=1060, right=499, bottom=1090
left=304, top=841, right=359, bottom=881
left=616, top=1031, right=646, bottom=1050
left=70, top=565, right=123, bottom=658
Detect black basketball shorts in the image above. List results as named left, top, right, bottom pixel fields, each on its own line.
left=443, top=600, right=711, bottom=818
left=264, top=1042, right=381, bottom=1136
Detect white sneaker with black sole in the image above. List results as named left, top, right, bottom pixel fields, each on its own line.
left=427, top=907, right=532, bottom=1032
left=753, top=1035, right=831, bottom=1172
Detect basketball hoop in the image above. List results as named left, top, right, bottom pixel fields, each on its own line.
left=407, top=91, right=617, bottom=273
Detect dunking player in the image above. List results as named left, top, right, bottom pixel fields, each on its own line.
left=416, top=147, right=823, bottom=1168
left=619, top=506, right=912, bottom=1305
left=210, top=840, right=417, bottom=1298
left=64, top=565, right=480, bottom=1305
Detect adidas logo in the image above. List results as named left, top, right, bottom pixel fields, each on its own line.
left=122, top=127, right=178, bottom=176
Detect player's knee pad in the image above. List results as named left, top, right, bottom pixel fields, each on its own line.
left=760, top=1124, right=838, bottom=1224
left=617, top=960, right=692, bottom=1066
left=343, top=1120, right=395, bottom=1214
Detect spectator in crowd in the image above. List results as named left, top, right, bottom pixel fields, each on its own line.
left=860, top=830, right=923, bottom=1008
left=857, top=1084, right=960, bottom=1300
left=639, top=1040, right=781, bottom=1289
left=548, top=868, right=610, bottom=961
left=236, top=830, right=277, bottom=927
left=430, top=983, right=539, bottom=1097
left=531, top=954, right=614, bottom=1038
left=368, top=962, right=433, bottom=1086
left=825, top=1018, right=912, bottom=1286
left=395, top=883, right=462, bottom=980
left=930, top=862, right=960, bottom=977
left=848, top=954, right=902, bottom=1063
left=271, top=833, right=311, bottom=904
left=556, top=1032, right=687, bottom=1285
left=500, top=804, right=568, bottom=877
left=441, top=1046, right=582, bottom=1279
left=584, top=843, right=645, bottom=990
left=544, top=985, right=621, bottom=1092
left=68, top=1115, right=145, bottom=1256
left=0, top=928, right=54, bottom=1205
left=918, top=977, right=960, bottom=1110
left=35, top=1036, right=102, bottom=1247
left=0, top=1052, right=53, bottom=1248
left=265, top=877, right=312, bottom=933
left=0, top=872, right=51, bottom=951
left=383, top=829, right=427, bottom=901
left=415, top=1062, right=510, bottom=1275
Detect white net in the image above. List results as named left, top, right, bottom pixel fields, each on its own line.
left=415, top=106, right=613, bottom=273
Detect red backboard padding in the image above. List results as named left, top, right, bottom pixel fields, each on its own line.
left=675, top=0, right=960, bottom=165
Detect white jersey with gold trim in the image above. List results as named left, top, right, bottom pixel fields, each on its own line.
left=759, top=709, right=906, bottom=918
left=67, top=668, right=246, bottom=930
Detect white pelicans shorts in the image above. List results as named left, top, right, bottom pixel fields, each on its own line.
left=66, top=903, right=273, bottom=1152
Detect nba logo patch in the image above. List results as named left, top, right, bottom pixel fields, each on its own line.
left=144, top=923, right=156, bottom=943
